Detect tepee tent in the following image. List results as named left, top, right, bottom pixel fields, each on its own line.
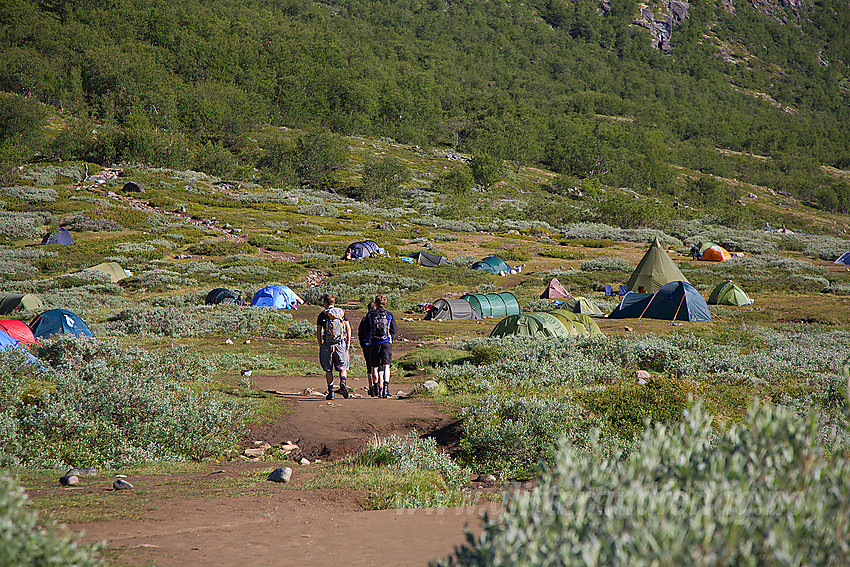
left=540, top=278, right=571, bottom=299
left=627, top=237, right=689, bottom=293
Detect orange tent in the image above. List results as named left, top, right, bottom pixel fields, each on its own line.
left=701, top=245, right=731, bottom=262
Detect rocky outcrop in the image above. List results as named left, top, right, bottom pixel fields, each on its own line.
left=747, top=0, right=809, bottom=24
left=632, top=1, right=690, bottom=54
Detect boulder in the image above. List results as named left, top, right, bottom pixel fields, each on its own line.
left=635, top=370, right=651, bottom=380
left=122, top=181, right=146, bottom=194
left=422, top=380, right=440, bottom=391
left=476, top=473, right=497, bottom=484
left=267, top=467, right=292, bottom=483
left=113, top=479, right=134, bottom=490
left=299, top=457, right=310, bottom=466
left=59, top=475, right=79, bottom=486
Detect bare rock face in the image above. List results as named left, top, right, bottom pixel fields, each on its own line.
left=748, top=0, right=808, bottom=23
left=632, top=0, right=690, bottom=54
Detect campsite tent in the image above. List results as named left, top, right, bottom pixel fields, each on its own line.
left=29, top=309, right=94, bottom=338
left=561, top=297, right=604, bottom=317
left=490, top=312, right=573, bottom=339
left=40, top=227, right=74, bottom=246
left=0, top=320, right=38, bottom=345
left=708, top=281, right=753, bottom=306
left=409, top=251, right=449, bottom=267
left=344, top=241, right=387, bottom=259
left=540, top=278, right=571, bottom=299
left=608, top=291, right=655, bottom=319
left=701, top=245, right=731, bottom=262
left=0, top=293, right=43, bottom=315
left=696, top=241, right=719, bottom=254
left=0, top=329, right=39, bottom=364
left=205, top=288, right=243, bottom=305
left=627, top=236, right=689, bottom=293
left=85, top=262, right=131, bottom=282
left=611, top=281, right=710, bottom=322
left=835, top=251, right=850, bottom=265
left=250, top=285, right=300, bottom=309
left=425, top=298, right=480, bottom=321
left=461, top=292, right=521, bottom=318
left=548, top=309, right=604, bottom=337
left=469, top=256, right=512, bottom=274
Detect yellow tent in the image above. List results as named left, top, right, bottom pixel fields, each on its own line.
left=85, top=262, right=132, bottom=283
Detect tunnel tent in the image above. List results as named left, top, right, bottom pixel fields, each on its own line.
left=0, top=319, right=38, bottom=345
left=461, top=292, right=521, bottom=318
left=561, top=296, right=604, bottom=317
left=29, top=309, right=94, bottom=339
left=0, top=294, right=43, bottom=315
left=0, top=329, right=39, bottom=364
left=490, top=312, right=572, bottom=339
left=344, top=240, right=387, bottom=259
left=469, top=256, right=512, bottom=274
left=540, top=277, right=571, bottom=299
left=40, top=227, right=74, bottom=246
left=250, top=285, right=300, bottom=309
left=409, top=251, right=449, bottom=267
left=85, top=261, right=131, bottom=282
left=708, top=281, right=753, bottom=306
left=835, top=250, right=850, bottom=265
left=549, top=309, right=604, bottom=336
left=205, top=288, right=243, bottom=305
left=627, top=236, right=689, bottom=293
left=425, top=298, right=480, bottom=321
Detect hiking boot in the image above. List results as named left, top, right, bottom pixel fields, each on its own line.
left=381, top=384, right=390, bottom=398
left=368, top=385, right=377, bottom=397
left=326, top=388, right=334, bottom=400
left=339, top=382, right=349, bottom=399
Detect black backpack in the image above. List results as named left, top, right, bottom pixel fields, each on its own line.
left=369, top=310, right=391, bottom=343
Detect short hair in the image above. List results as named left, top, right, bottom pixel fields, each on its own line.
left=375, top=294, right=387, bottom=308
left=322, top=293, right=335, bottom=306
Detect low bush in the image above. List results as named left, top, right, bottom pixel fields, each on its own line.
left=106, top=304, right=292, bottom=337
left=580, top=257, right=633, bottom=272
left=538, top=249, right=586, bottom=260
left=0, top=211, right=53, bottom=241
left=0, top=185, right=57, bottom=204
left=62, top=214, right=123, bottom=232
left=188, top=240, right=256, bottom=256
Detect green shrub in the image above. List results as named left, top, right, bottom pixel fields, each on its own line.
left=188, top=240, right=256, bottom=256
left=0, top=185, right=57, bottom=204
left=538, top=249, right=586, bottom=260
left=106, top=304, right=292, bottom=337
left=580, top=256, right=633, bottom=272
left=440, top=401, right=850, bottom=567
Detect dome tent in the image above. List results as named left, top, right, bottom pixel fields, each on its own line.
left=0, top=293, right=43, bottom=315
left=29, top=309, right=94, bottom=339
left=85, top=261, right=132, bottom=282
left=835, top=250, right=850, bottom=266
left=425, top=298, right=480, bottom=321
left=250, top=285, right=300, bottom=309
left=490, top=312, right=573, bottom=339
left=461, top=292, right=521, bottom=318
left=205, top=288, right=244, bottom=306
left=701, top=245, right=731, bottom=262
left=0, top=320, right=38, bottom=345
left=708, top=281, right=753, bottom=306
left=611, top=281, right=710, bottom=322
left=608, top=291, right=655, bottom=319
left=0, top=329, right=39, bottom=364
left=627, top=236, right=689, bottom=293
left=469, top=256, right=512, bottom=274
left=409, top=251, right=449, bottom=267
left=40, top=227, right=74, bottom=246
left=343, top=241, right=387, bottom=259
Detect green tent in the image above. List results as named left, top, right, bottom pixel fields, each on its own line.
left=469, top=256, right=512, bottom=274
left=697, top=241, right=719, bottom=254
left=627, top=236, right=689, bottom=293
left=549, top=309, right=604, bottom=336
left=561, top=296, right=604, bottom=317
left=461, top=292, right=521, bottom=318
left=0, top=293, right=44, bottom=315
left=708, top=281, right=753, bottom=306
left=85, top=261, right=131, bottom=282
left=490, top=312, right=572, bottom=338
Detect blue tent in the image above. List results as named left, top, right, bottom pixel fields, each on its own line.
left=344, top=241, right=386, bottom=259
left=835, top=250, right=850, bottom=265
left=0, top=328, right=39, bottom=364
left=469, top=256, right=512, bottom=274
left=250, top=285, right=299, bottom=309
left=40, top=227, right=74, bottom=246
left=29, top=309, right=94, bottom=339
left=609, top=282, right=711, bottom=322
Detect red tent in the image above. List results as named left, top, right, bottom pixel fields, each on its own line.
left=541, top=277, right=572, bottom=299
left=0, top=319, right=39, bottom=345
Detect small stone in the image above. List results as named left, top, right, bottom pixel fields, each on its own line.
left=280, top=443, right=299, bottom=452
left=624, top=326, right=633, bottom=332
left=244, top=448, right=266, bottom=458
left=241, top=369, right=252, bottom=377
left=267, top=467, right=292, bottom=483
left=115, top=474, right=128, bottom=478
left=422, top=380, right=439, bottom=391
left=635, top=370, right=650, bottom=380
left=113, top=479, right=134, bottom=490
left=225, top=339, right=233, bottom=345
left=244, top=339, right=251, bottom=344
left=637, top=378, right=648, bottom=385
left=476, top=474, right=497, bottom=483
left=299, top=457, right=310, bottom=466
left=59, top=475, right=79, bottom=486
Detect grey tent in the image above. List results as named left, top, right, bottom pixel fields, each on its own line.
left=0, top=294, right=44, bottom=315
left=562, top=296, right=604, bottom=317
left=411, top=251, right=449, bottom=267
left=426, top=298, right=480, bottom=320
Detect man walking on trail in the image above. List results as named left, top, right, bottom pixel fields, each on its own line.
left=359, top=301, right=377, bottom=397
left=316, top=293, right=351, bottom=400
left=367, top=294, right=398, bottom=398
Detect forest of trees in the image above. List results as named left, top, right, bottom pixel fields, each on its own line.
left=1, top=0, right=849, bottom=211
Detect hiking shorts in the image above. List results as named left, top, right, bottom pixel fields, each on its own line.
left=359, top=343, right=372, bottom=370
left=320, top=342, right=349, bottom=372
left=367, top=342, right=392, bottom=367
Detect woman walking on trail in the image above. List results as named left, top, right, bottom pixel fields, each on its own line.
left=316, top=293, right=351, bottom=400
left=358, top=302, right=378, bottom=397
left=367, top=294, right=398, bottom=398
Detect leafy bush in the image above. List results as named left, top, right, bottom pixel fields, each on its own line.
left=440, top=401, right=850, bottom=567
left=106, top=304, right=292, bottom=337
left=580, top=256, right=633, bottom=272
left=188, top=240, right=256, bottom=256
left=0, top=211, right=53, bottom=241
left=18, top=164, right=86, bottom=186
left=0, top=474, right=102, bottom=566
left=62, top=214, right=123, bottom=232
left=0, top=185, right=57, bottom=203
left=284, top=319, right=314, bottom=339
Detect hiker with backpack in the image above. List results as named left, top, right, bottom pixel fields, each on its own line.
left=367, top=294, right=398, bottom=398
left=316, top=293, right=352, bottom=400
left=358, top=301, right=377, bottom=396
